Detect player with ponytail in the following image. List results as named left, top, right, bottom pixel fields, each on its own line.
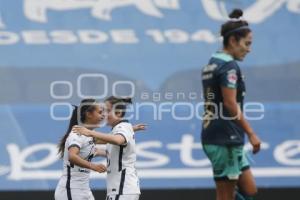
left=201, top=9, right=261, bottom=200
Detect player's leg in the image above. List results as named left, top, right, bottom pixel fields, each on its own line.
left=203, top=145, right=241, bottom=200
left=216, top=180, right=237, bottom=200
left=236, top=168, right=257, bottom=200
left=235, top=148, right=257, bottom=200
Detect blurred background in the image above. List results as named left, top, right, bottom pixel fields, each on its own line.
left=0, top=0, right=300, bottom=199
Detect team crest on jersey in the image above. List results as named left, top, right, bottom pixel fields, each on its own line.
left=227, top=69, right=237, bottom=85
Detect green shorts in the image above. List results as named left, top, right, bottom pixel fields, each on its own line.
left=203, top=144, right=250, bottom=181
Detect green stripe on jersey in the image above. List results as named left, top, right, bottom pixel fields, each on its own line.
left=212, top=52, right=234, bottom=62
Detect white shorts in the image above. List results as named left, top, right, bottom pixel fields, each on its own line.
left=55, top=186, right=95, bottom=200
left=106, top=194, right=140, bottom=200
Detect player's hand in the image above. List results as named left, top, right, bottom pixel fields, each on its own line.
left=249, top=134, right=261, bottom=154
left=90, top=163, right=106, bottom=173
left=133, top=124, right=147, bottom=132
left=72, top=125, right=93, bottom=136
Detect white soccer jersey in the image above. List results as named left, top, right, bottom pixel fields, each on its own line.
left=55, top=186, right=95, bottom=200
left=57, top=131, right=96, bottom=190
left=106, top=120, right=140, bottom=196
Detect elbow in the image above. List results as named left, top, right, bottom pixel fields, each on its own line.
left=113, top=137, right=126, bottom=146
left=68, top=153, right=76, bottom=163
left=114, top=139, right=124, bottom=146
left=223, top=100, right=238, bottom=116
left=107, top=135, right=126, bottom=145
left=223, top=100, right=236, bottom=110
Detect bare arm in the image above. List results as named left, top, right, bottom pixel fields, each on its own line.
left=88, top=131, right=126, bottom=146
left=68, top=147, right=106, bottom=172
left=94, top=138, right=107, bottom=144
left=72, top=124, right=145, bottom=144
left=221, top=87, right=261, bottom=154
left=132, top=124, right=147, bottom=132
left=72, top=126, right=126, bottom=146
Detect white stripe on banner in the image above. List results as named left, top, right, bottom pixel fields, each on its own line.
left=7, top=168, right=300, bottom=180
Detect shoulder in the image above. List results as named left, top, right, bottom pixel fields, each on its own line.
left=213, top=61, right=239, bottom=83
left=113, top=122, right=133, bottom=133
left=67, top=131, right=87, bottom=142
left=218, top=60, right=239, bottom=73
left=121, top=122, right=133, bottom=129
left=210, top=52, right=239, bottom=72
left=68, top=131, right=80, bottom=139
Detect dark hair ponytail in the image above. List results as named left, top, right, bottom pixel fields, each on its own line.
left=221, top=8, right=251, bottom=47
left=58, top=98, right=97, bottom=158
left=120, top=97, right=132, bottom=104
left=58, top=105, right=78, bottom=158
left=105, top=96, right=132, bottom=118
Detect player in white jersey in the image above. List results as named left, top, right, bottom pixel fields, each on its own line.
left=105, top=119, right=140, bottom=200
left=73, top=96, right=143, bottom=200
left=55, top=99, right=107, bottom=200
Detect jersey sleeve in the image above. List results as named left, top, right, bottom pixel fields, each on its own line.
left=218, top=61, right=239, bottom=89
left=67, top=132, right=84, bottom=149
left=113, top=123, right=133, bottom=145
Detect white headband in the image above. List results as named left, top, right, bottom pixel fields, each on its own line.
left=228, top=16, right=245, bottom=22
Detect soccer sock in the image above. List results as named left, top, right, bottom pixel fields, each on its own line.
left=235, top=191, right=246, bottom=200
left=235, top=191, right=255, bottom=200
left=242, top=196, right=254, bottom=200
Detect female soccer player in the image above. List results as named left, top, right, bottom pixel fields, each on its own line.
left=201, top=9, right=261, bottom=200
left=55, top=98, right=107, bottom=200
left=73, top=96, right=141, bottom=200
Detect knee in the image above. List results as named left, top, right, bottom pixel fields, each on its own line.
left=241, top=187, right=258, bottom=197
left=247, top=187, right=258, bottom=196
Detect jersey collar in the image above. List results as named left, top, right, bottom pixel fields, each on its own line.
left=212, top=51, right=234, bottom=62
